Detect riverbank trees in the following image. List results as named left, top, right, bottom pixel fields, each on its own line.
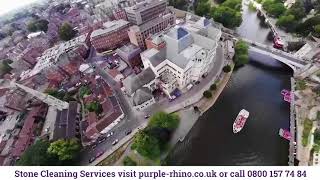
left=194, top=0, right=242, bottom=29
left=17, top=138, right=81, bottom=165
left=262, top=0, right=286, bottom=18
left=131, top=112, right=179, bottom=160
left=276, top=1, right=306, bottom=32
left=234, top=40, right=249, bottom=66
left=211, top=0, right=243, bottom=28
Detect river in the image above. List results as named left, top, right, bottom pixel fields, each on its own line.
left=166, top=3, right=292, bottom=165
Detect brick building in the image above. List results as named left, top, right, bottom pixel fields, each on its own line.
left=126, top=0, right=176, bottom=49
left=90, top=20, right=130, bottom=53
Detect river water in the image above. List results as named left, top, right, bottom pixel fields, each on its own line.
left=166, top=4, right=292, bottom=165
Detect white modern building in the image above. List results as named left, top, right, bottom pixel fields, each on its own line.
left=141, top=22, right=221, bottom=97
left=19, top=34, right=90, bottom=81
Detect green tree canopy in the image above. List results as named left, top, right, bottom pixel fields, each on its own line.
left=45, top=88, right=75, bottom=102
left=168, top=0, right=188, bottom=11
left=131, top=131, right=161, bottom=160
left=48, top=138, right=81, bottom=161
left=79, top=85, right=91, bottom=98
left=123, top=156, right=137, bottom=166
left=314, top=129, right=320, bottom=144
left=313, top=24, right=320, bottom=37
left=234, top=40, right=249, bottom=66
left=27, top=22, right=37, bottom=32
left=27, top=19, right=49, bottom=32
left=221, top=0, right=242, bottom=11
left=285, top=1, right=306, bottom=20
left=86, top=101, right=103, bottom=115
left=211, top=6, right=242, bottom=28
left=203, top=90, right=212, bottom=98
left=195, top=0, right=211, bottom=17
left=148, top=112, right=180, bottom=131
left=210, top=83, right=217, bottom=90
left=276, top=15, right=298, bottom=32
left=235, top=40, right=249, bottom=55
left=16, top=140, right=59, bottom=166
left=59, top=23, right=77, bottom=41
left=223, top=65, right=232, bottom=73
left=263, top=0, right=286, bottom=17
left=296, top=15, right=320, bottom=36
left=0, top=60, right=13, bottom=77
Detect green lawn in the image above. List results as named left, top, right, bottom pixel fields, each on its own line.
left=302, top=119, right=313, bottom=147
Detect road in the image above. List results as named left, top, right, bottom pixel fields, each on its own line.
left=79, top=47, right=147, bottom=165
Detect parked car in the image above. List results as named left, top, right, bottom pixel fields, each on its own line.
left=98, top=137, right=106, bottom=144
left=91, top=144, right=97, bottom=149
left=202, top=72, right=208, bottom=78
left=89, top=157, right=96, bottom=163
left=112, top=139, right=119, bottom=145
left=195, top=81, right=200, bottom=85
left=106, top=131, right=114, bottom=138
left=144, top=115, right=150, bottom=119
left=125, top=130, right=132, bottom=135
left=95, top=151, right=104, bottom=158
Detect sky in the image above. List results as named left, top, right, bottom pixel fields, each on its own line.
left=0, top=0, right=39, bottom=15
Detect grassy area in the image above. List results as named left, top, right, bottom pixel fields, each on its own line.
left=296, top=80, right=307, bottom=90
left=302, top=119, right=313, bottom=147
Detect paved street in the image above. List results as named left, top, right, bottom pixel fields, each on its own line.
left=79, top=47, right=147, bottom=165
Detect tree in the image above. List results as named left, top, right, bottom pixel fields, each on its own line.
left=16, top=140, right=59, bottom=166
left=285, top=1, right=306, bottom=20
left=235, top=40, right=249, bottom=55
left=203, top=90, right=212, bottom=98
left=314, top=129, right=320, bottom=144
left=148, top=112, right=180, bottom=131
left=234, top=40, right=249, bottom=66
left=211, top=6, right=242, bottom=28
left=223, top=65, right=231, bottom=73
left=145, top=127, right=171, bottom=148
left=263, top=1, right=286, bottom=17
left=222, top=0, right=242, bottom=11
left=169, top=0, right=188, bottom=11
left=276, top=15, right=298, bottom=32
left=123, top=156, right=137, bottom=166
left=314, top=24, right=320, bottom=37
left=79, top=85, right=91, bottom=98
left=195, top=0, right=211, bottom=17
left=27, top=19, right=49, bottom=32
left=235, top=54, right=249, bottom=65
left=86, top=101, right=103, bottom=115
left=48, top=138, right=81, bottom=161
left=296, top=15, right=320, bottom=36
left=45, top=88, right=65, bottom=99
left=59, top=23, right=76, bottom=41
left=131, top=131, right=161, bottom=160
left=36, top=19, right=49, bottom=32
left=27, top=22, right=37, bottom=32
left=210, top=83, right=217, bottom=90
left=0, top=60, right=13, bottom=77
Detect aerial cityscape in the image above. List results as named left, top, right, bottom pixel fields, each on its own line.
left=0, top=0, right=319, bottom=166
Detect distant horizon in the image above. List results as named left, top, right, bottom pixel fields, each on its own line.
left=0, top=0, right=39, bottom=16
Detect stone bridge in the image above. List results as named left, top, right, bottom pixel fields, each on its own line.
left=241, top=38, right=308, bottom=72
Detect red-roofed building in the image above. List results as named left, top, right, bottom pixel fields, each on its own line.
left=82, top=78, right=124, bottom=144
left=11, top=104, right=47, bottom=158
